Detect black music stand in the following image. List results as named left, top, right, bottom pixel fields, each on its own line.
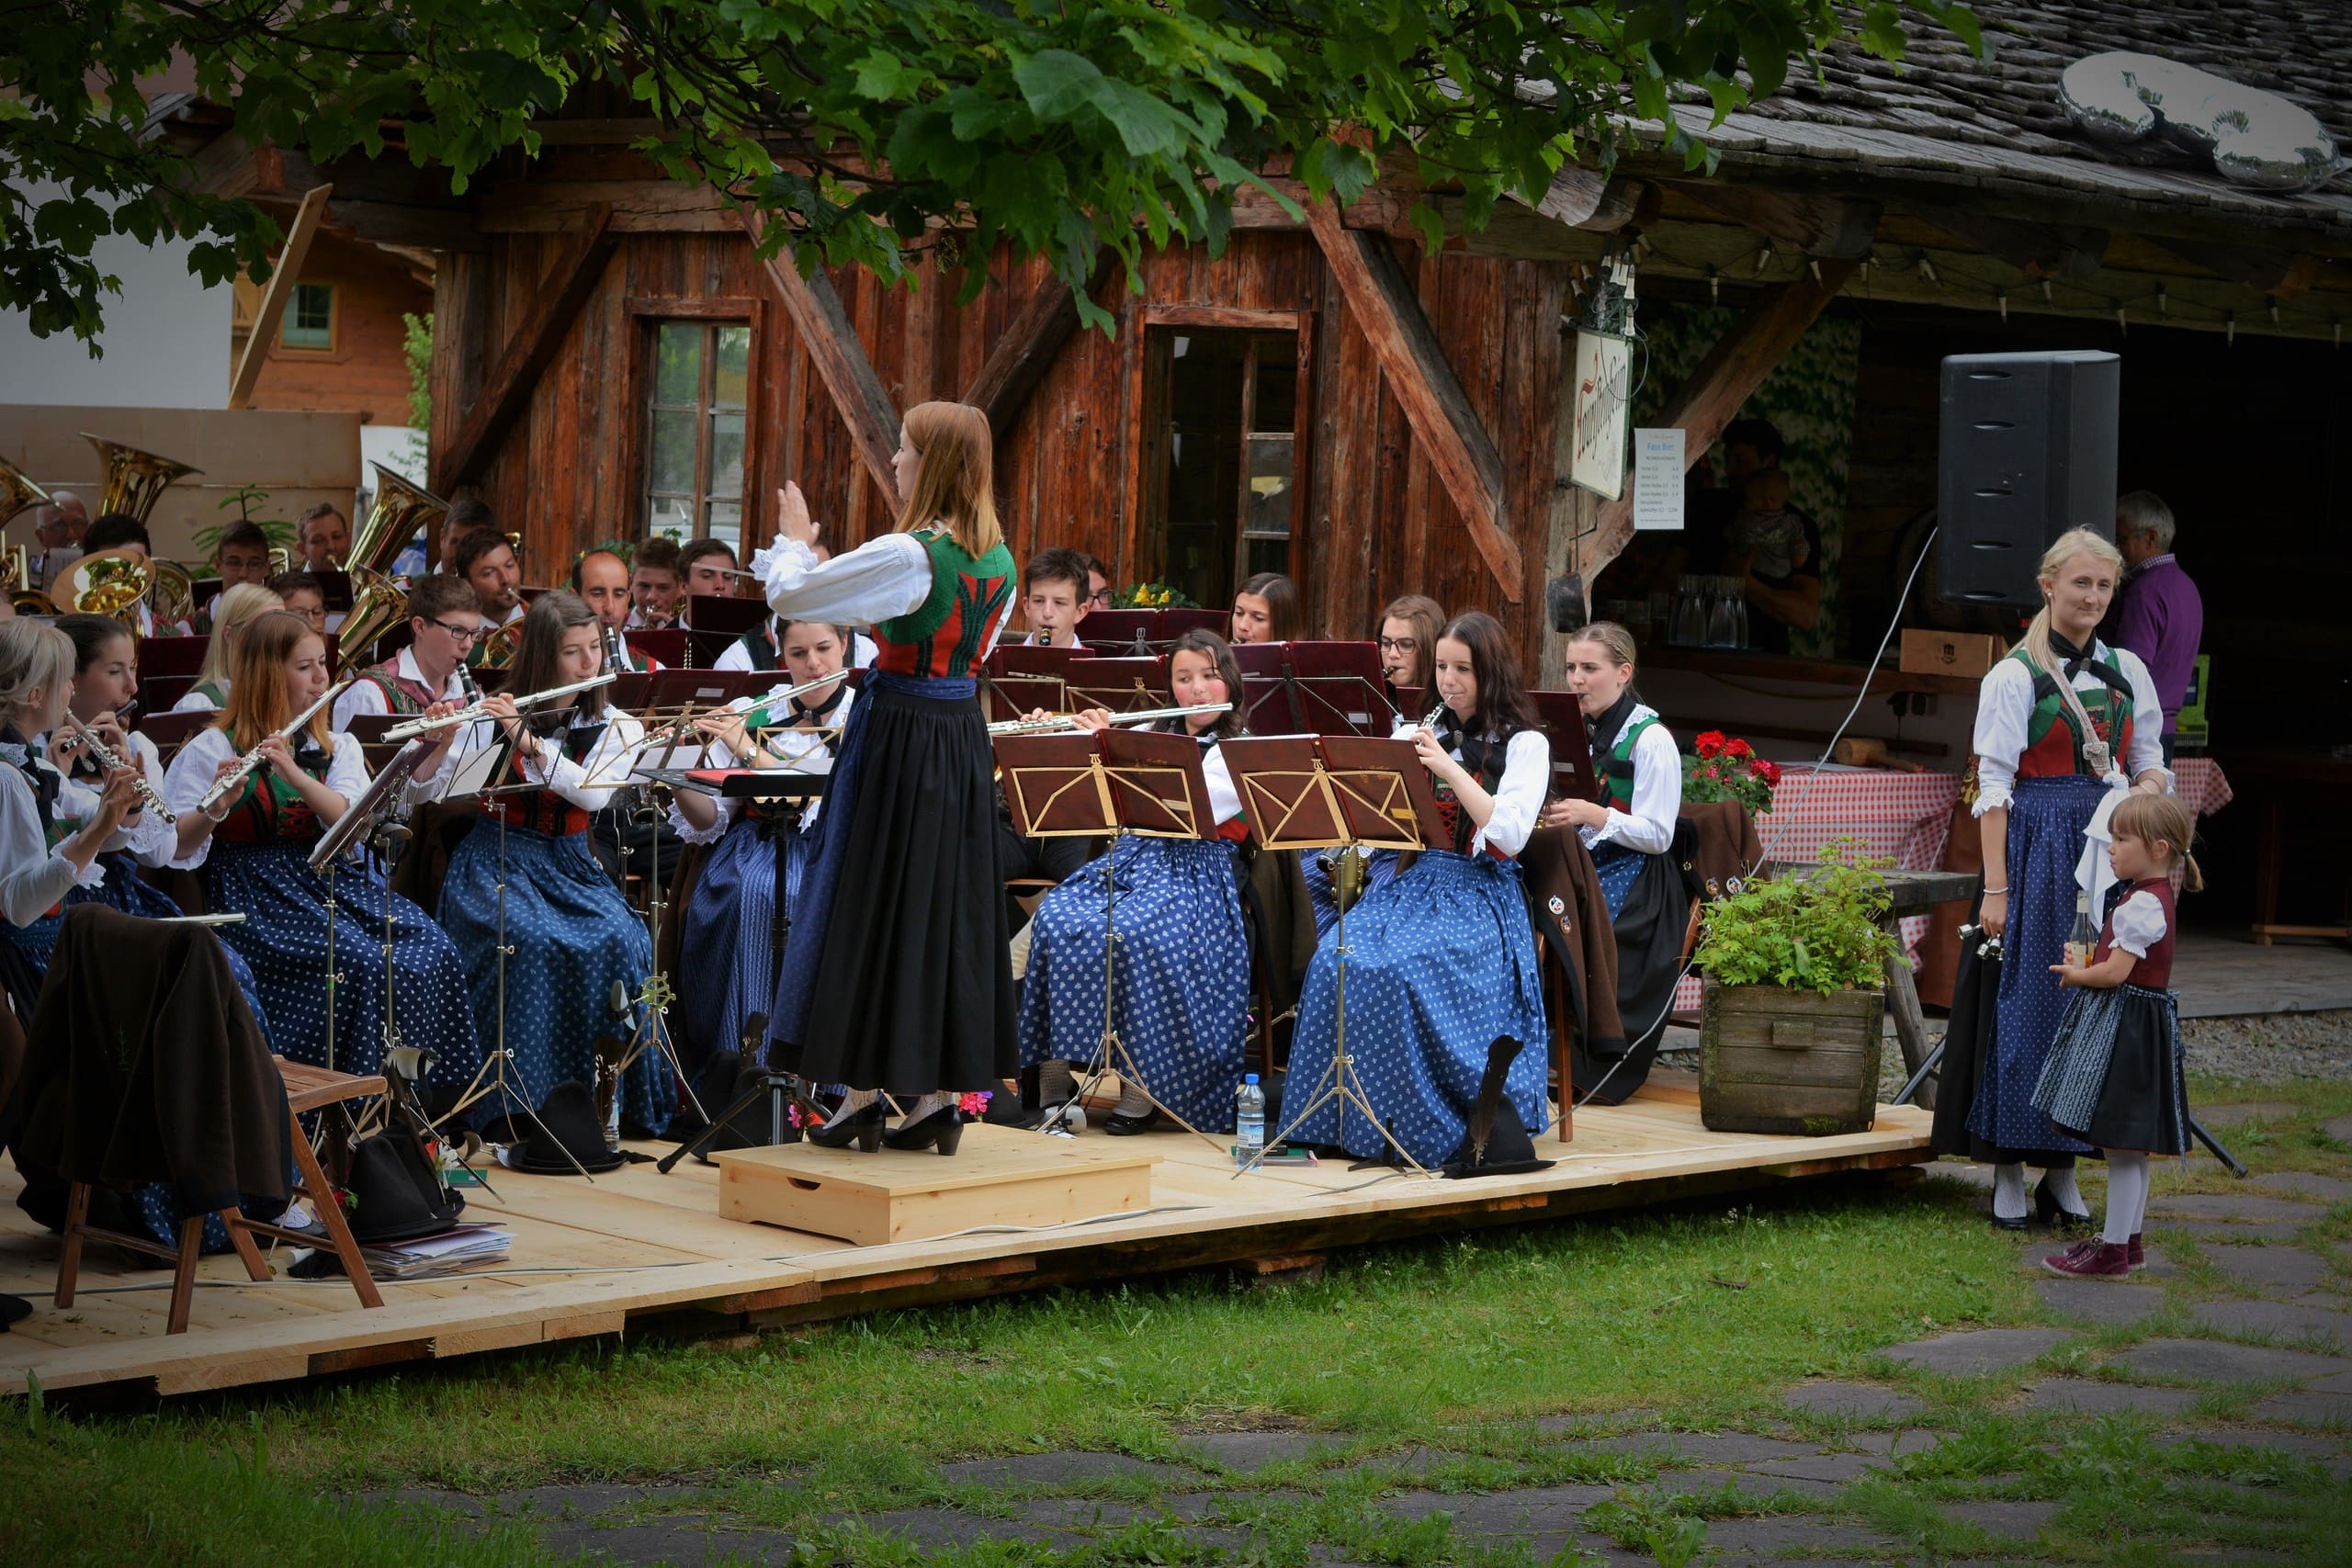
left=1528, top=692, right=1603, bottom=804
left=1286, top=642, right=1401, bottom=737
left=1065, top=656, right=1170, bottom=716
left=996, top=726, right=1224, bottom=1145
left=652, top=763, right=841, bottom=1173
left=1221, top=735, right=1445, bottom=1175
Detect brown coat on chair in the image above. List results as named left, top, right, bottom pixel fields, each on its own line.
left=1519, top=825, right=1628, bottom=1066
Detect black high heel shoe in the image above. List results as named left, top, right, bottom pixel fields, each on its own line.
left=1103, top=1105, right=1160, bottom=1136
left=2035, top=1173, right=2094, bottom=1234
left=808, top=1100, right=887, bottom=1152
left=883, top=1105, right=966, bottom=1156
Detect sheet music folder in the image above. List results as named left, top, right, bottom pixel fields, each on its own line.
left=1220, top=736, right=1443, bottom=853
left=994, top=728, right=1215, bottom=840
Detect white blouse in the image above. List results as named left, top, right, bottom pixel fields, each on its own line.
left=665, top=684, right=856, bottom=842
left=160, top=725, right=373, bottom=869
left=171, top=685, right=223, bottom=714
left=1972, top=640, right=2165, bottom=817
left=0, top=756, right=101, bottom=926
left=1585, top=704, right=1681, bottom=857
left=1392, top=719, right=1550, bottom=858
left=333, top=649, right=465, bottom=730
left=431, top=709, right=649, bottom=812
left=754, top=532, right=1012, bottom=661
left=2109, top=887, right=2168, bottom=959
left=51, top=729, right=176, bottom=868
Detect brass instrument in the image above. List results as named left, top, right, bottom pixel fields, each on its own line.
left=148, top=558, right=197, bottom=628
left=85, top=434, right=200, bottom=524
left=57, top=712, right=176, bottom=824
left=67, top=552, right=154, bottom=622
left=197, top=680, right=352, bottom=816
left=1, top=454, right=51, bottom=526
left=477, top=615, right=523, bottom=670
left=379, top=671, right=616, bottom=743
left=987, top=700, right=1234, bottom=737
left=352, top=464, right=446, bottom=579
left=5, top=544, right=51, bottom=615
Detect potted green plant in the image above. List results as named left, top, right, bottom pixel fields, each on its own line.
left=1691, top=839, right=1903, bottom=1136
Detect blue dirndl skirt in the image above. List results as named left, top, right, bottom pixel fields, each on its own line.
left=1299, top=848, right=1400, bottom=941
left=438, top=823, right=673, bottom=1132
left=1020, top=836, right=1250, bottom=1132
left=203, top=840, right=483, bottom=1102
left=1969, top=774, right=2106, bottom=1158
left=678, top=813, right=813, bottom=1078
left=1286, top=850, right=1550, bottom=1167
left=1589, top=839, right=1646, bottom=919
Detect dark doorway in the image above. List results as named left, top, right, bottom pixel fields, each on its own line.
left=1140, top=328, right=1300, bottom=610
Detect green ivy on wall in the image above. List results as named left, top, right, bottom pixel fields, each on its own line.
left=1633, top=304, right=1861, bottom=656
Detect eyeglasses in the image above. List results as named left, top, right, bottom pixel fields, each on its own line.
left=1376, top=637, right=1419, bottom=654
left=430, top=619, right=486, bottom=643
left=1086, top=590, right=1114, bottom=609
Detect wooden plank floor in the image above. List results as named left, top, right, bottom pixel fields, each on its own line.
left=2171, top=930, right=2352, bottom=1019
left=0, top=1097, right=1933, bottom=1397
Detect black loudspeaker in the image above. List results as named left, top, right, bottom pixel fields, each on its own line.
left=1937, top=350, right=2120, bottom=608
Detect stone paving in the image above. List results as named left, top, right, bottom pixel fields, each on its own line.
left=383, top=1157, right=2352, bottom=1565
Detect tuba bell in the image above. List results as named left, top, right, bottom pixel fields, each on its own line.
left=476, top=616, right=524, bottom=670
left=67, top=552, right=154, bottom=624
left=1, top=454, right=52, bottom=528
left=84, top=434, right=201, bottom=525
left=350, top=463, right=447, bottom=579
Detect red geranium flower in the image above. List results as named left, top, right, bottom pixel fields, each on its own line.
left=1755, top=758, right=1781, bottom=784
left=1695, top=730, right=1727, bottom=759
left=1724, top=738, right=1754, bottom=759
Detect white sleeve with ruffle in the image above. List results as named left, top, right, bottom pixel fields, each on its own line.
left=0, top=767, right=100, bottom=925
left=1970, top=659, right=2034, bottom=817
left=754, top=533, right=933, bottom=626
left=1476, top=729, right=1552, bottom=859
left=2108, top=888, right=2169, bottom=958
left=1589, top=719, right=1679, bottom=854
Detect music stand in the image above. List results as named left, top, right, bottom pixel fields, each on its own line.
left=1220, top=735, right=1446, bottom=1175
left=652, top=763, right=841, bottom=1174
left=1528, top=693, right=1602, bottom=804
left=996, top=726, right=1226, bottom=1147
left=1076, top=607, right=1230, bottom=653
left=1065, top=656, right=1170, bottom=716
left=1286, top=643, right=1402, bottom=738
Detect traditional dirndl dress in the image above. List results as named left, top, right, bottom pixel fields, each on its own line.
left=1299, top=847, right=1398, bottom=941
left=1575, top=695, right=1685, bottom=1105
left=1284, top=719, right=1552, bottom=1167
left=434, top=713, right=673, bottom=1133
left=2032, top=878, right=2189, bottom=1155
left=160, top=727, right=483, bottom=1102
left=669, top=682, right=848, bottom=1078
left=1022, top=823, right=1251, bottom=1133
left=763, top=525, right=1019, bottom=1096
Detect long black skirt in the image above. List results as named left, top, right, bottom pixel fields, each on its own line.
left=1929, top=901, right=2077, bottom=1168
left=2033, top=982, right=2189, bottom=1156
left=1571, top=844, right=1682, bottom=1107
left=768, top=672, right=1016, bottom=1094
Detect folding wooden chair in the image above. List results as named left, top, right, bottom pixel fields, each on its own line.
left=55, top=1059, right=388, bottom=1335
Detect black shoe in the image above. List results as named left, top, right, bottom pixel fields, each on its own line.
left=1990, top=1213, right=2030, bottom=1233
left=2035, top=1173, right=2094, bottom=1234
left=808, top=1100, right=886, bottom=1152
left=883, top=1106, right=966, bottom=1156
left=1103, top=1106, right=1160, bottom=1136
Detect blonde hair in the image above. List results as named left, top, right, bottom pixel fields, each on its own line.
left=2109, top=792, right=2204, bottom=894
left=896, top=401, right=1003, bottom=559
left=218, top=610, right=334, bottom=754
left=197, top=582, right=285, bottom=687
left=0, top=618, right=74, bottom=732
left=2018, top=526, right=2125, bottom=679
left=1566, top=619, right=1640, bottom=671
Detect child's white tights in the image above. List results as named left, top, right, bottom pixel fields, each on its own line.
left=2103, top=1151, right=2151, bottom=1247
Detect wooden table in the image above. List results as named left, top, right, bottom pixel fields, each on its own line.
left=2222, top=750, right=2352, bottom=946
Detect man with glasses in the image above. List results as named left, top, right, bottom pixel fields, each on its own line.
left=334, top=573, right=484, bottom=728
left=1081, top=553, right=1113, bottom=614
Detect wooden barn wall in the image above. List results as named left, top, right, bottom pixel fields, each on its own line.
left=432, top=224, right=1575, bottom=669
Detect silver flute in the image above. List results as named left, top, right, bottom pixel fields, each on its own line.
left=198, top=681, right=353, bottom=815
left=58, top=711, right=176, bottom=824
left=379, top=671, right=616, bottom=741
left=987, top=700, right=1234, bottom=736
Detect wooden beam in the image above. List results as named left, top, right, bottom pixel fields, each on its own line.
left=1905, top=203, right=2108, bottom=280
left=962, top=246, right=1113, bottom=445
left=2145, top=237, right=2323, bottom=299
left=1586, top=260, right=1858, bottom=571
left=430, top=205, right=616, bottom=491
left=1523, top=168, right=1644, bottom=231
left=226, top=183, right=333, bottom=412
left=1306, top=199, right=1523, bottom=602
left=1672, top=183, right=1880, bottom=259
left=740, top=207, right=902, bottom=500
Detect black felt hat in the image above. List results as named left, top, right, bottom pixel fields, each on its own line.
left=1443, top=1036, right=1556, bottom=1179
left=345, top=1129, right=467, bottom=1244
left=514, top=1078, right=626, bottom=1175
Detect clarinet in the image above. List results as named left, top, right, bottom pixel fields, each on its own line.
left=603, top=621, right=627, bottom=675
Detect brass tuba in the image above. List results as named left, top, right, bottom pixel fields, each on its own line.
left=5, top=544, right=53, bottom=615
left=476, top=616, right=524, bottom=670
left=84, top=434, right=201, bottom=524
left=332, top=464, right=445, bottom=671
left=67, top=552, right=154, bottom=623
left=1, top=454, right=52, bottom=528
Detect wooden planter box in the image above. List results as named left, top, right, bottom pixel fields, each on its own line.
left=1698, top=978, right=1883, bottom=1136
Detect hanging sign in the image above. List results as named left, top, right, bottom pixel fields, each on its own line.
left=1631, top=428, right=1686, bottom=531
left=1569, top=329, right=1632, bottom=501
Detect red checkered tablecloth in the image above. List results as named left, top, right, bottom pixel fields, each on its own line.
left=1673, top=765, right=1965, bottom=1013
left=2173, top=757, right=2233, bottom=818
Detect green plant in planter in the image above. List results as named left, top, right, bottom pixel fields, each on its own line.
left=1692, top=837, right=1903, bottom=996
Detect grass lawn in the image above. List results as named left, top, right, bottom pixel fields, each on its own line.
left=5, top=1071, right=2349, bottom=1567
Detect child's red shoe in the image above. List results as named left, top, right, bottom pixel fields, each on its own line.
left=2042, top=1239, right=2130, bottom=1279
left=2128, top=1233, right=2145, bottom=1269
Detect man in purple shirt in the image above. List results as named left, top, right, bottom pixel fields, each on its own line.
left=2105, top=490, right=2203, bottom=765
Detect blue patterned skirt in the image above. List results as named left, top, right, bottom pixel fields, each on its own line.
left=1589, top=839, right=1645, bottom=919
left=204, top=841, right=483, bottom=1104
left=678, top=815, right=813, bottom=1078
left=1286, top=850, right=1549, bottom=1167
left=1299, top=848, right=1400, bottom=942
left=1969, top=774, right=2105, bottom=1158
left=439, top=823, right=673, bottom=1132
left=1021, top=836, right=1250, bottom=1132
left=2032, top=982, right=2188, bottom=1156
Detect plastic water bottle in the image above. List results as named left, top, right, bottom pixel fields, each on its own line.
left=1235, top=1075, right=1266, bottom=1165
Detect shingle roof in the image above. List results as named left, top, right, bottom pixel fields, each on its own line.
left=1639, top=0, right=2352, bottom=235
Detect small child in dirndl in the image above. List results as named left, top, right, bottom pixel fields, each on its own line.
left=2031, top=793, right=2201, bottom=1280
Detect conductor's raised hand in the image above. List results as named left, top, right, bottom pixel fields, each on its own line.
left=775, top=482, right=819, bottom=550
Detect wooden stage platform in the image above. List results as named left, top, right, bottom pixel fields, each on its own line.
left=0, top=1094, right=1932, bottom=1399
